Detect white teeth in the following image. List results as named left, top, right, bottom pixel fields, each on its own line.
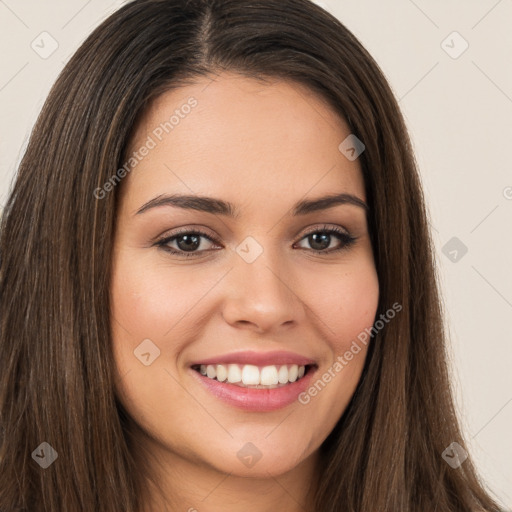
left=260, top=366, right=279, bottom=386
left=242, top=365, right=260, bottom=385
left=277, top=365, right=289, bottom=384
left=216, top=364, right=227, bottom=382
left=197, top=363, right=308, bottom=386
left=206, top=365, right=216, bottom=379
left=289, top=364, right=299, bottom=382
left=227, top=364, right=242, bottom=383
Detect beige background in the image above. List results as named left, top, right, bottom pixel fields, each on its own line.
left=1, top=0, right=511, bottom=507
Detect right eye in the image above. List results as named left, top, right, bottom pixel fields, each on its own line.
left=156, top=228, right=222, bottom=257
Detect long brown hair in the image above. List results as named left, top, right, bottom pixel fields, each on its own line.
left=0, top=0, right=501, bottom=510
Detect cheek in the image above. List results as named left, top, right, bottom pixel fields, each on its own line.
left=109, top=252, right=212, bottom=440
left=308, top=261, right=380, bottom=353
left=290, top=265, right=379, bottom=454
left=110, top=251, right=212, bottom=353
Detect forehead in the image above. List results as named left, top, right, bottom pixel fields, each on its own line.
left=123, top=72, right=366, bottom=206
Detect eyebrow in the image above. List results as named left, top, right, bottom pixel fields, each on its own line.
left=135, top=192, right=369, bottom=217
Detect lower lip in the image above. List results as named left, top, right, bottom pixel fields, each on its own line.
left=189, top=367, right=317, bottom=412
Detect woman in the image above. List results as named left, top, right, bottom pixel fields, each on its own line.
left=0, top=0, right=502, bottom=510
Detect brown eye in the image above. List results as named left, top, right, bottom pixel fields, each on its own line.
left=295, top=226, right=357, bottom=254
left=156, top=229, right=220, bottom=257
left=174, top=234, right=202, bottom=252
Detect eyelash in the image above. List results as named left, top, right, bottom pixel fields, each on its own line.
left=155, top=225, right=358, bottom=258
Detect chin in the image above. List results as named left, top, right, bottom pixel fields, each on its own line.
left=196, top=435, right=316, bottom=478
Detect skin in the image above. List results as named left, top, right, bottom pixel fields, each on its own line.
left=110, top=71, right=379, bottom=512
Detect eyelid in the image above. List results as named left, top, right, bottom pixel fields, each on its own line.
left=298, top=223, right=351, bottom=238
left=154, top=225, right=220, bottom=244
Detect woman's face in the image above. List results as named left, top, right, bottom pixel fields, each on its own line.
left=111, top=71, right=379, bottom=480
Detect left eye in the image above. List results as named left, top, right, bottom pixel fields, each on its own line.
left=295, top=228, right=356, bottom=252
left=156, top=226, right=357, bottom=257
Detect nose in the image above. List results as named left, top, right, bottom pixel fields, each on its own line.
left=221, top=249, right=305, bottom=333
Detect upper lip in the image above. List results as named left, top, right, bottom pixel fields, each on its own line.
left=190, top=350, right=316, bottom=367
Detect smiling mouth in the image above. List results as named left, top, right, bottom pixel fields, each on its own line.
left=191, top=363, right=315, bottom=389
